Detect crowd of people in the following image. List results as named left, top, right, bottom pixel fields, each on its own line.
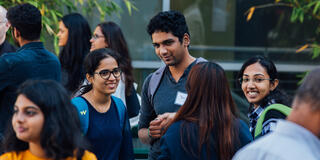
left=0, top=3, right=319, bottom=160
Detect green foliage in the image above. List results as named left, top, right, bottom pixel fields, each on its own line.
left=247, top=0, right=320, bottom=59
left=0, top=0, right=136, bottom=54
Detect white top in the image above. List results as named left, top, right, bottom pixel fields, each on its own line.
left=233, top=120, right=320, bottom=160
left=112, top=75, right=126, bottom=106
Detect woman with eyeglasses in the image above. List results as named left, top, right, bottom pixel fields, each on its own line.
left=237, top=55, right=291, bottom=138
left=89, top=22, right=140, bottom=120
left=72, top=48, right=134, bottom=160
left=57, top=13, right=91, bottom=95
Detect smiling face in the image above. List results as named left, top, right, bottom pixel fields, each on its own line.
left=90, top=26, right=108, bottom=52
left=87, top=57, right=120, bottom=95
left=241, top=62, right=278, bottom=108
left=12, top=94, right=44, bottom=144
left=151, top=31, right=189, bottom=66
left=57, top=21, right=68, bottom=47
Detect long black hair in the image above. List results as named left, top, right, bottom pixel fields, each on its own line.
left=80, top=48, right=121, bottom=95
left=2, top=80, right=88, bottom=160
left=238, top=55, right=291, bottom=108
left=59, top=13, right=91, bottom=93
left=97, top=22, right=134, bottom=96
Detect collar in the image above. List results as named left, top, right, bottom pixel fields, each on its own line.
left=17, top=42, right=43, bottom=52
left=165, top=58, right=197, bottom=82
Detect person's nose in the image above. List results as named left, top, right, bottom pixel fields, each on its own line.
left=247, top=79, right=256, bottom=88
left=159, top=46, right=168, bottom=55
left=108, top=73, right=117, bottom=81
left=90, top=37, right=94, bottom=43
left=15, top=112, right=25, bottom=123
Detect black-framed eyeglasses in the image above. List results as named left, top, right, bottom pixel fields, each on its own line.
left=239, top=78, right=272, bottom=84
left=94, top=68, right=121, bottom=80
left=91, top=34, right=104, bottom=40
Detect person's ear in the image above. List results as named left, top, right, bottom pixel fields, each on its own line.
left=86, top=73, right=93, bottom=84
left=4, top=21, right=10, bottom=32
left=13, top=27, right=21, bottom=38
left=270, top=79, right=279, bottom=91
left=183, top=33, right=190, bottom=47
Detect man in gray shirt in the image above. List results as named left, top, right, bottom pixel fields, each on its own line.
left=233, top=68, right=320, bottom=160
left=138, top=10, right=206, bottom=159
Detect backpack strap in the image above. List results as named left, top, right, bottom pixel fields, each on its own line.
left=195, top=57, right=207, bottom=63
left=254, top=103, right=292, bottom=138
left=112, top=96, right=126, bottom=131
left=147, top=66, right=165, bottom=106
left=71, top=97, right=89, bottom=134
left=147, top=57, right=207, bottom=106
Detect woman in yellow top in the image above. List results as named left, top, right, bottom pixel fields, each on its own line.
left=0, top=80, right=97, bottom=160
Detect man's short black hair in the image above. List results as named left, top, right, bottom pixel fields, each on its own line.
left=7, top=3, right=41, bottom=40
left=147, top=10, right=189, bottom=43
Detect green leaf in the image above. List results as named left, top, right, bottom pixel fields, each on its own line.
left=124, top=0, right=132, bottom=15
left=291, top=8, right=298, bottom=22
left=313, top=2, right=320, bottom=14
left=312, top=46, right=320, bottom=59
left=299, top=11, right=304, bottom=23
left=94, top=0, right=103, bottom=14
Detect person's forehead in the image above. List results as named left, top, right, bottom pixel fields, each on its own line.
left=0, top=6, right=7, bottom=21
left=151, top=31, right=177, bottom=43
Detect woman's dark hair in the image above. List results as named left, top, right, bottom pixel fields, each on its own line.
left=59, top=13, right=91, bottom=93
left=81, top=48, right=121, bottom=94
left=170, top=62, right=239, bottom=160
left=237, top=55, right=291, bottom=108
left=2, top=80, right=88, bottom=160
left=97, top=22, right=134, bottom=96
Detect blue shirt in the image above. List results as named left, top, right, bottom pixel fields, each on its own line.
left=0, top=42, right=61, bottom=135
left=233, top=120, right=320, bottom=160
left=158, top=119, right=252, bottom=160
left=84, top=98, right=134, bottom=160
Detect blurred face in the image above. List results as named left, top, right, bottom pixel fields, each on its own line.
left=151, top=31, right=189, bottom=66
left=90, top=26, right=108, bottom=51
left=57, top=21, right=68, bottom=46
left=0, top=15, right=9, bottom=41
left=87, top=57, right=120, bottom=95
left=12, top=94, right=44, bottom=143
left=241, top=62, right=278, bottom=108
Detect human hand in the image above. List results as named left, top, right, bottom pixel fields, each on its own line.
left=148, top=118, right=164, bottom=138
left=157, top=112, right=176, bottom=132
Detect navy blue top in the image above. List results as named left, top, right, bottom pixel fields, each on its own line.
left=0, top=42, right=61, bottom=136
left=158, top=119, right=253, bottom=160
left=84, top=98, right=134, bottom=160
left=139, top=60, right=198, bottom=159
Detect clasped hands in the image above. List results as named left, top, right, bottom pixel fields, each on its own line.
left=148, top=112, right=176, bottom=139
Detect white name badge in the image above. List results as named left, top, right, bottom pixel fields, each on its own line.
left=174, top=91, right=188, bottom=106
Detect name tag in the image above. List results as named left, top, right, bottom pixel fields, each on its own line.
left=174, top=91, right=188, bottom=106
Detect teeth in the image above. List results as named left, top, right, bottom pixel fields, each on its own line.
left=248, top=91, right=258, bottom=96
left=106, top=84, right=115, bottom=87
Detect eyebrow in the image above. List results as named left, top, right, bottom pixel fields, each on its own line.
left=14, top=105, right=40, bottom=110
left=153, top=38, right=175, bottom=45
left=243, top=73, right=265, bottom=77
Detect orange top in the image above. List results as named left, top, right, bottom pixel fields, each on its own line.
left=0, top=150, right=97, bottom=160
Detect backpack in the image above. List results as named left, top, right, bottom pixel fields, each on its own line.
left=147, top=57, right=207, bottom=106
left=71, top=96, right=126, bottom=134
left=254, top=103, right=292, bottom=138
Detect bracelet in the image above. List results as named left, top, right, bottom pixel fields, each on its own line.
left=148, top=128, right=152, bottom=138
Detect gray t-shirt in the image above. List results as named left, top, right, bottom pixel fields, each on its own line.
left=138, top=60, right=197, bottom=160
